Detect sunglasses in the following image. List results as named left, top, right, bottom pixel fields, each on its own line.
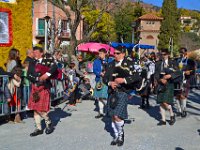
left=161, top=53, right=167, bottom=56
left=114, top=52, right=121, bottom=55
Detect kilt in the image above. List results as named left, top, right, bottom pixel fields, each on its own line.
left=139, top=80, right=150, bottom=96
left=28, top=84, right=50, bottom=112
left=157, top=83, right=174, bottom=104
left=174, top=79, right=190, bottom=98
left=94, top=84, right=108, bottom=99
left=107, top=92, right=128, bottom=120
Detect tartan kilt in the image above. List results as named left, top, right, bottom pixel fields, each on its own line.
left=94, top=84, right=108, bottom=99
left=28, top=84, right=50, bottom=112
left=157, top=83, right=174, bottom=104
left=107, top=92, right=128, bottom=120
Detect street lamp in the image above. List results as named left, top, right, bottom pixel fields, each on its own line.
left=131, top=21, right=136, bottom=44
left=44, top=15, right=51, bottom=52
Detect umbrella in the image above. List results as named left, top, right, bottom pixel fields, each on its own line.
left=77, top=42, right=115, bottom=56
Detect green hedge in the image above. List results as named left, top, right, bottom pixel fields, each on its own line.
left=0, top=0, right=32, bottom=68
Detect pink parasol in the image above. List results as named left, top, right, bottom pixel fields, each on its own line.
left=77, top=42, right=114, bottom=56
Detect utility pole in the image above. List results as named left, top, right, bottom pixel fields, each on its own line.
left=51, top=0, right=55, bottom=53
left=44, top=0, right=48, bottom=52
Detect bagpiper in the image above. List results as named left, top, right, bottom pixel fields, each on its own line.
left=103, top=46, right=141, bottom=146
left=175, top=47, right=196, bottom=117
left=27, top=46, right=59, bottom=136
left=155, top=49, right=182, bottom=126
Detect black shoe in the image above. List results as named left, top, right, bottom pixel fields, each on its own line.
left=95, top=114, right=104, bottom=119
left=117, top=132, right=124, bottom=147
left=30, top=129, right=43, bottom=137
left=110, top=138, right=118, bottom=146
left=169, top=116, right=176, bottom=125
left=176, top=112, right=182, bottom=117
left=139, top=105, right=145, bottom=109
left=157, top=120, right=166, bottom=126
left=181, top=111, right=187, bottom=118
left=45, top=123, right=54, bottom=134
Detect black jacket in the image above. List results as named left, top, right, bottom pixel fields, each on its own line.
left=27, top=56, right=58, bottom=89
left=155, top=59, right=182, bottom=83
left=103, top=57, right=141, bottom=93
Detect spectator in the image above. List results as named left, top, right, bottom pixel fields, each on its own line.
left=6, top=48, right=18, bottom=72
left=24, top=49, right=34, bottom=63
left=22, top=61, right=31, bottom=110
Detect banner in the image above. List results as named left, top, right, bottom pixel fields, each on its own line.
left=0, top=0, right=16, bottom=3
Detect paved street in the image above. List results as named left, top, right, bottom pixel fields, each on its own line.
left=0, top=90, right=200, bottom=150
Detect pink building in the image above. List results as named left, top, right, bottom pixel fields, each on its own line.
left=33, top=0, right=83, bottom=51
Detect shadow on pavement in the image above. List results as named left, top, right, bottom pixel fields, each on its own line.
left=101, top=116, right=114, bottom=138
left=175, top=147, right=184, bottom=150
left=189, top=91, right=200, bottom=105
left=48, top=107, right=72, bottom=128
left=142, top=105, right=161, bottom=122
left=197, top=129, right=200, bottom=135
left=129, top=95, right=161, bottom=122
left=128, top=95, right=141, bottom=106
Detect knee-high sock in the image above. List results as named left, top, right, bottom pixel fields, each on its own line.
left=98, top=99, right=105, bottom=115
left=111, top=121, right=118, bottom=138
left=115, top=120, right=124, bottom=136
left=176, top=99, right=182, bottom=113
left=167, top=105, right=174, bottom=117
left=34, top=114, right=42, bottom=130
left=182, top=98, right=187, bottom=111
left=160, top=105, right=166, bottom=121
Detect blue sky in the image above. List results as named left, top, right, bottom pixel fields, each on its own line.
left=142, top=0, right=200, bottom=11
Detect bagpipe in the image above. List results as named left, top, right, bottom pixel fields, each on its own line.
left=157, top=67, right=183, bottom=93
left=35, top=63, right=63, bottom=80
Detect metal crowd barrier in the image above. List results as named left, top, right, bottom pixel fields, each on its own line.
left=0, top=75, right=65, bottom=117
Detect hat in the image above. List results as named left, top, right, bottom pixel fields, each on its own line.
left=115, top=45, right=126, bottom=53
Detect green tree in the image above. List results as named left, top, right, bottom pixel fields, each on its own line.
left=113, top=2, right=137, bottom=43
left=50, top=0, right=119, bottom=54
left=183, top=25, right=191, bottom=32
left=133, top=1, right=145, bottom=18
left=158, top=0, right=181, bottom=56
left=82, top=7, right=116, bottom=43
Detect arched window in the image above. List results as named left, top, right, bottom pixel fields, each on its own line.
left=146, top=35, right=154, bottom=39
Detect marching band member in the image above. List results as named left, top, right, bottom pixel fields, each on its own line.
left=103, top=46, right=141, bottom=146
left=27, top=46, right=58, bottom=136
left=175, top=47, right=196, bottom=117
left=155, top=49, right=181, bottom=126
left=139, top=54, right=155, bottom=109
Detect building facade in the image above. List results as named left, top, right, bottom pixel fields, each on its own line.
left=33, top=0, right=83, bottom=52
left=136, top=13, right=163, bottom=51
left=0, top=0, right=32, bottom=67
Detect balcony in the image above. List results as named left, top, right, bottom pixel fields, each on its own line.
left=58, top=30, right=71, bottom=39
